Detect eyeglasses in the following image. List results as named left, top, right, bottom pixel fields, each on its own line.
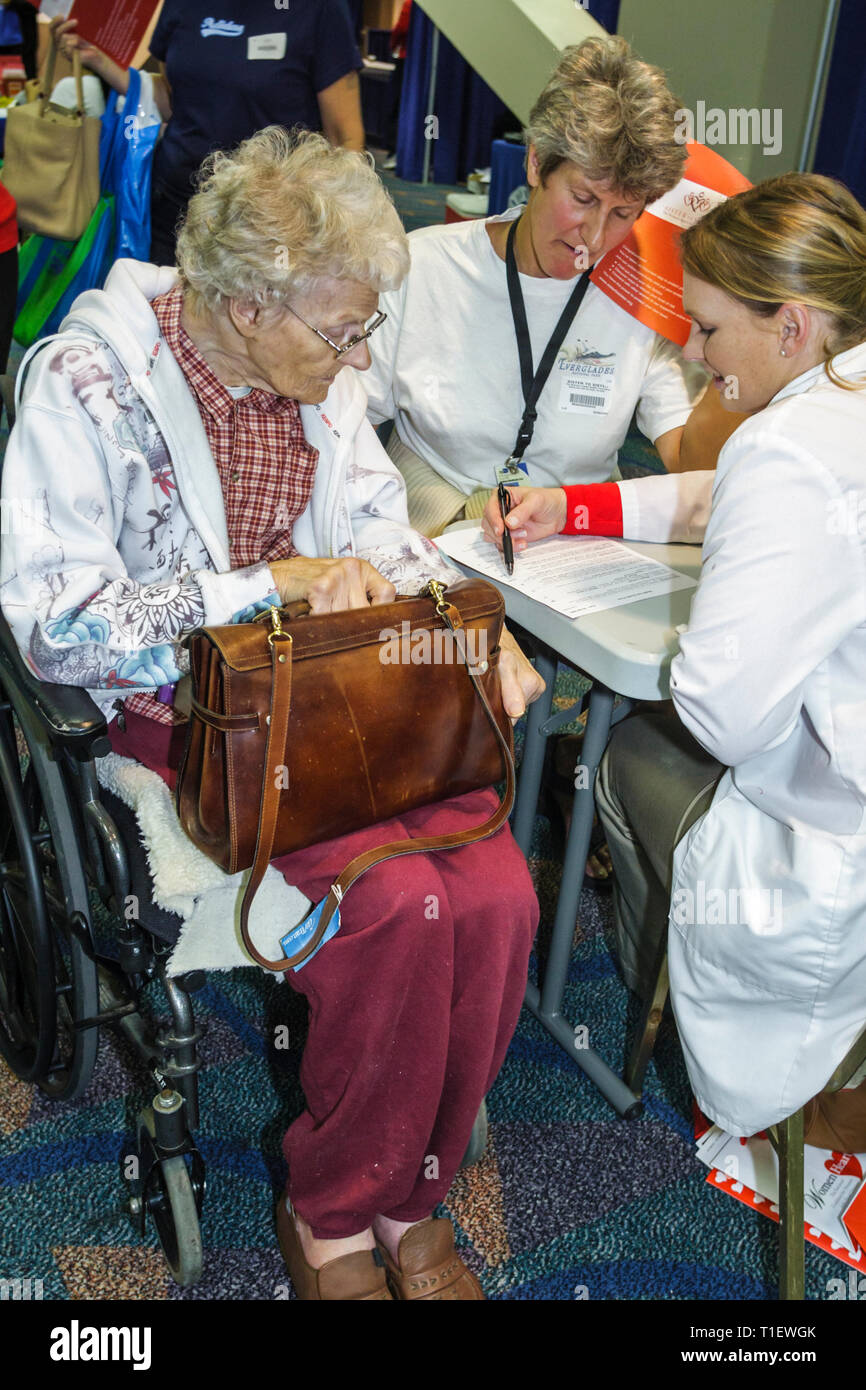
left=286, top=306, right=387, bottom=359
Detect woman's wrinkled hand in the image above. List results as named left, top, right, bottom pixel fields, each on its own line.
left=497, top=626, right=545, bottom=723
left=269, top=556, right=396, bottom=612
left=481, top=486, right=567, bottom=555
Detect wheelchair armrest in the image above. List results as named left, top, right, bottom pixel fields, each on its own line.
left=0, top=610, right=111, bottom=756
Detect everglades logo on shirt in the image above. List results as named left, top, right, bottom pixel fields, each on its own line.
left=559, top=339, right=616, bottom=368
left=557, top=340, right=616, bottom=416
left=201, top=17, right=245, bottom=38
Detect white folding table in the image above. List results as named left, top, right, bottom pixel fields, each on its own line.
left=450, top=536, right=702, bottom=1117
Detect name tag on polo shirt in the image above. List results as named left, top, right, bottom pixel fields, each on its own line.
left=248, top=33, right=287, bottom=60
left=558, top=348, right=617, bottom=416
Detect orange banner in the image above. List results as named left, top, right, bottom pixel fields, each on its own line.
left=590, top=143, right=752, bottom=346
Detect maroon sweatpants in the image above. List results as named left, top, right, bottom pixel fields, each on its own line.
left=109, top=711, right=539, bottom=1238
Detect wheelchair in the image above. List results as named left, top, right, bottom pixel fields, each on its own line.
left=0, top=606, right=490, bottom=1289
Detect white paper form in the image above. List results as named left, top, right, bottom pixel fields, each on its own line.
left=439, top=527, right=697, bottom=620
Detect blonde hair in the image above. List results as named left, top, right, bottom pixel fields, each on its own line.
left=680, top=172, right=866, bottom=389
left=175, top=126, right=409, bottom=313
left=525, top=36, right=686, bottom=204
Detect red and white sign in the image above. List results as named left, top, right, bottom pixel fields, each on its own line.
left=67, top=0, right=163, bottom=70
left=697, top=1121, right=866, bottom=1273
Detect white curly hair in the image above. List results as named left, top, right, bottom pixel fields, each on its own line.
left=175, top=126, right=410, bottom=313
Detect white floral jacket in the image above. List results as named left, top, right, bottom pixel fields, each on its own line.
left=0, top=260, right=457, bottom=715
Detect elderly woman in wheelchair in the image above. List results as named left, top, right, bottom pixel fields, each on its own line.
left=0, top=127, right=543, bottom=1300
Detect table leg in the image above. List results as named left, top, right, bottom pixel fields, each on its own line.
left=541, top=684, right=614, bottom=1013
left=511, top=644, right=557, bottom=857
left=526, top=681, right=642, bottom=1118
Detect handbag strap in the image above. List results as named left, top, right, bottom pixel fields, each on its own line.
left=40, top=34, right=57, bottom=107
left=239, top=590, right=516, bottom=973
left=39, top=38, right=85, bottom=118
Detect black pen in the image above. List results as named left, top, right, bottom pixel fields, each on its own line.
left=498, top=483, right=515, bottom=576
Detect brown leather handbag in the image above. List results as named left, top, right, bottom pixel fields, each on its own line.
left=176, top=579, right=515, bottom=973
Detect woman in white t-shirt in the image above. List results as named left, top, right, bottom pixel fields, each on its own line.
left=362, top=36, right=742, bottom=539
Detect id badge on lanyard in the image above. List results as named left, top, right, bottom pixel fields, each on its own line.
left=504, top=215, right=590, bottom=485
left=495, top=456, right=529, bottom=488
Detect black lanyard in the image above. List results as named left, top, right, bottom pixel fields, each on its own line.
left=505, top=215, right=590, bottom=462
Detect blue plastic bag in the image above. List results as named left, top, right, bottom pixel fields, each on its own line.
left=100, top=68, right=160, bottom=262
left=43, top=198, right=116, bottom=337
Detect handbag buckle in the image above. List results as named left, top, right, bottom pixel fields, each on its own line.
left=421, top=579, right=449, bottom=618
left=266, top=605, right=293, bottom=650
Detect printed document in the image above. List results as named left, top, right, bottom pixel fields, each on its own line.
left=438, top=528, right=697, bottom=620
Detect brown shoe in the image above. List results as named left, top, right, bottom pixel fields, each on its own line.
left=379, top=1218, right=485, bottom=1300
left=276, top=1197, right=392, bottom=1300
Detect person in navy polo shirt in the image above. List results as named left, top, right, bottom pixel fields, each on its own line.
left=52, top=2, right=364, bottom=266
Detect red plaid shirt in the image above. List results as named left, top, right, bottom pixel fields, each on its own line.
left=123, top=285, right=319, bottom=726
left=153, top=284, right=319, bottom=567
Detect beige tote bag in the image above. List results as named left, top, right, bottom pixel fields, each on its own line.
left=1, top=44, right=101, bottom=242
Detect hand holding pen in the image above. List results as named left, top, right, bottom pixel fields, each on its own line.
left=482, top=487, right=570, bottom=564
left=497, top=483, right=515, bottom=576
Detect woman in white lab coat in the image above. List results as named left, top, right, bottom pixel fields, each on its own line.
left=484, top=171, right=866, bottom=1141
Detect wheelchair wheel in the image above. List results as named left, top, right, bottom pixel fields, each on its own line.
left=0, top=685, right=98, bottom=1098
left=145, top=1154, right=203, bottom=1288
left=460, top=1097, right=489, bottom=1168
left=137, top=1108, right=204, bottom=1287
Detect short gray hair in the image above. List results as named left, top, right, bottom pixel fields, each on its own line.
left=525, top=36, right=686, bottom=205
left=176, top=126, right=410, bottom=313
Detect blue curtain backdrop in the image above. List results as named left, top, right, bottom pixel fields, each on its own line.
left=812, top=0, right=866, bottom=206
left=0, top=7, right=22, bottom=45
left=395, top=6, right=505, bottom=183
left=396, top=0, right=620, bottom=184
left=589, top=1, right=620, bottom=34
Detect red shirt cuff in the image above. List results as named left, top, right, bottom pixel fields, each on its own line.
left=560, top=483, right=623, bottom=537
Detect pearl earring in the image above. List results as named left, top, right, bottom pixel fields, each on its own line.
left=780, top=348, right=787, bottom=357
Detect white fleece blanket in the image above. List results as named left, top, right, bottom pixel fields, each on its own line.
left=95, top=753, right=312, bottom=976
